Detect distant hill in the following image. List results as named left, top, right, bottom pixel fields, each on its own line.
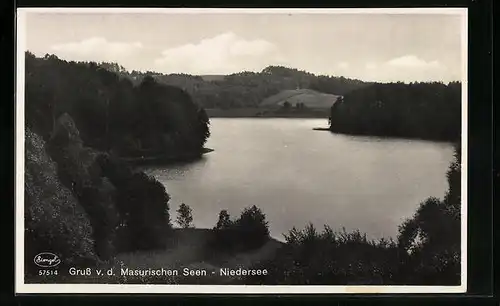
left=260, top=89, right=341, bottom=109
left=100, top=63, right=371, bottom=110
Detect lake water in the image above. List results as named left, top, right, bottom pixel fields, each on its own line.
left=143, top=118, right=455, bottom=241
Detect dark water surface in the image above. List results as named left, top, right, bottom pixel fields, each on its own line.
left=143, top=118, right=454, bottom=241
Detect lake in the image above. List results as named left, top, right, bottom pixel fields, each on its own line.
left=142, top=118, right=455, bottom=241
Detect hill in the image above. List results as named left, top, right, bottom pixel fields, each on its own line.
left=99, top=63, right=371, bottom=111
left=260, top=88, right=341, bottom=109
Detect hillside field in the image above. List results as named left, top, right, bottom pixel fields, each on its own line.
left=260, top=88, right=340, bottom=109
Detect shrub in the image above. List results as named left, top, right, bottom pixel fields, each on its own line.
left=250, top=223, right=398, bottom=285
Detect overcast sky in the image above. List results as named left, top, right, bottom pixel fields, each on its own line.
left=23, top=10, right=466, bottom=83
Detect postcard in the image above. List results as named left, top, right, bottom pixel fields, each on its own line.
left=15, top=7, right=468, bottom=294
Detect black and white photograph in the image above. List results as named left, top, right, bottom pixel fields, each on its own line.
left=16, top=8, right=467, bottom=294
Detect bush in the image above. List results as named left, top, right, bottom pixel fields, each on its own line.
left=250, top=223, right=398, bottom=285
left=176, top=203, right=193, bottom=228
left=233, top=205, right=270, bottom=249
left=211, top=206, right=270, bottom=252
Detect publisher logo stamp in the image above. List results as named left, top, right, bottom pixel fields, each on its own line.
left=34, top=252, right=61, bottom=268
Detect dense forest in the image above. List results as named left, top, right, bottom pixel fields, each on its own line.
left=26, top=52, right=210, bottom=160
left=329, top=81, right=462, bottom=142
left=100, top=62, right=371, bottom=109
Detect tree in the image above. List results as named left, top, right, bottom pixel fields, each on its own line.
left=176, top=203, right=193, bottom=228
left=397, top=145, right=461, bottom=284
left=234, top=205, right=270, bottom=249
left=215, top=210, right=232, bottom=230
left=283, top=101, right=291, bottom=110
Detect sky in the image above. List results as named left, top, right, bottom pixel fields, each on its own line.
left=22, top=9, right=466, bottom=83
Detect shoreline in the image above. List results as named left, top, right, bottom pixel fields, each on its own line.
left=205, top=108, right=330, bottom=119
left=119, top=147, right=214, bottom=165
left=314, top=127, right=456, bottom=143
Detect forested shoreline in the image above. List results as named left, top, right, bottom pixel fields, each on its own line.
left=329, top=81, right=461, bottom=142
left=25, top=52, right=210, bottom=161
left=100, top=60, right=462, bottom=142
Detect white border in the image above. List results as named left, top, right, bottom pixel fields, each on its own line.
left=18, top=7, right=467, bottom=14
left=15, top=7, right=468, bottom=295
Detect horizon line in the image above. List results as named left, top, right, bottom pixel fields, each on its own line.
left=26, top=51, right=462, bottom=85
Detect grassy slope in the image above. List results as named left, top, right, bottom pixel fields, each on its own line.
left=112, top=228, right=283, bottom=284
left=204, top=89, right=338, bottom=118
left=260, top=89, right=340, bottom=108
left=30, top=228, right=284, bottom=284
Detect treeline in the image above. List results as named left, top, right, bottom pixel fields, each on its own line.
left=330, top=82, right=462, bottom=141
left=244, top=144, right=461, bottom=285
left=101, top=64, right=371, bottom=109
left=25, top=52, right=210, bottom=159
